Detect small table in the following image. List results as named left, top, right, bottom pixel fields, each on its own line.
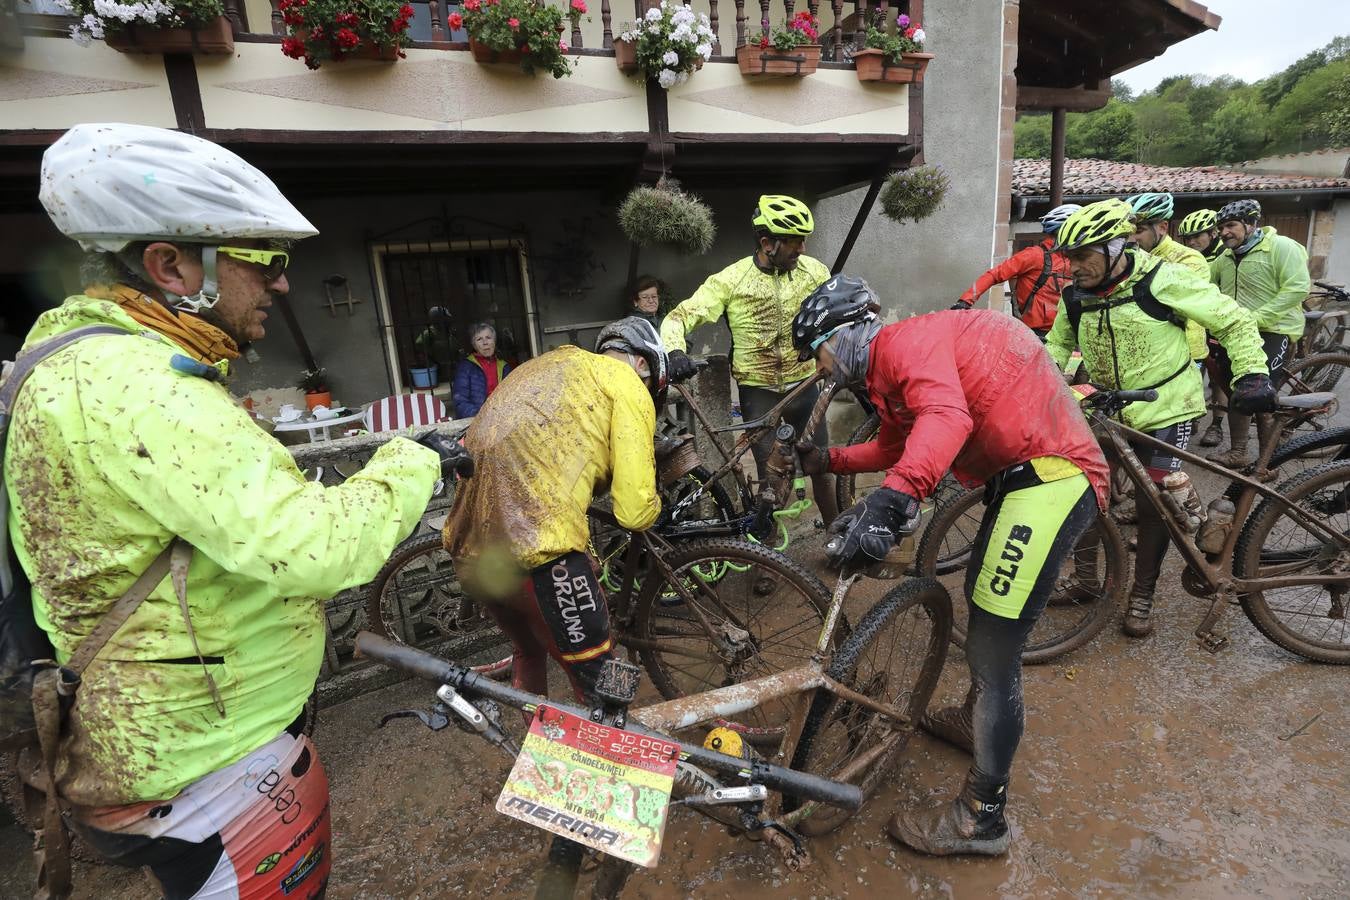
left=272, top=408, right=368, bottom=443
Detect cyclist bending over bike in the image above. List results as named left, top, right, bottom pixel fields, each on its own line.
left=791, top=276, right=1110, bottom=858
left=1046, top=199, right=1274, bottom=638
left=441, top=318, right=675, bottom=703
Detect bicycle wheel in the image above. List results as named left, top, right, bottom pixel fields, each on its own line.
left=1224, top=426, right=1350, bottom=500
left=916, top=487, right=1126, bottom=664
left=1233, top=461, right=1350, bottom=663
left=787, top=578, right=951, bottom=835
left=632, top=538, right=831, bottom=737
left=1303, top=318, right=1349, bottom=388
left=364, top=533, right=507, bottom=661
left=1277, top=351, right=1350, bottom=439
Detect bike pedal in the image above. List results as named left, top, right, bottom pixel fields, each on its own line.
left=593, top=658, right=642, bottom=707
left=1199, top=632, right=1229, bottom=653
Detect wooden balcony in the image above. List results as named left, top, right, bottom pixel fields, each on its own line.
left=1, top=0, right=923, bottom=204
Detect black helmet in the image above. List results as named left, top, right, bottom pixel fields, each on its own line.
left=1217, top=198, right=1261, bottom=226
left=792, top=275, right=881, bottom=362
left=595, top=316, right=670, bottom=408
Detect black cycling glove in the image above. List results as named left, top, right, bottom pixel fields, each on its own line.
left=415, top=430, right=475, bottom=479
left=950, top=299, right=974, bottom=311
left=667, top=350, right=700, bottom=384
left=1230, top=373, right=1276, bottom=414
left=825, top=487, right=920, bottom=573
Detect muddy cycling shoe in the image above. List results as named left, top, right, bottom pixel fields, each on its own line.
left=1198, top=421, right=1225, bottom=448
left=1206, top=447, right=1252, bottom=469
left=918, top=703, right=974, bottom=754
left=1122, top=589, right=1155, bottom=638
left=888, top=770, right=1010, bottom=857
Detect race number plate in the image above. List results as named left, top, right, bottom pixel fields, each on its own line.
left=496, top=705, right=679, bottom=867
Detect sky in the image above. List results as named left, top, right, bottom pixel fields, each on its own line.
left=1114, top=0, right=1350, bottom=93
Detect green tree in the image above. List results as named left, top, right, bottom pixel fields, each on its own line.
left=1066, top=99, right=1138, bottom=160
left=1111, top=78, right=1136, bottom=103
left=1132, top=95, right=1203, bottom=165
left=1014, top=113, right=1053, bottom=158
left=1207, top=95, right=1269, bottom=163
left=1320, top=69, right=1350, bottom=146
left=1268, top=58, right=1350, bottom=152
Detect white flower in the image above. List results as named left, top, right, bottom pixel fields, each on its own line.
left=676, top=70, right=689, bottom=85
left=647, top=23, right=662, bottom=34
left=619, top=28, right=638, bottom=41
left=672, top=22, right=692, bottom=41
left=644, top=7, right=662, bottom=22
left=68, top=23, right=91, bottom=45
left=658, top=68, right=679, bottom=88
left=696, top=42, right=712, bottom=60
left=913, top=28, right=926, bottom=43
left=662, top=50, right=679, bottom=66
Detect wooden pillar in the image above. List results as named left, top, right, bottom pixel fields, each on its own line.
left=1050, top=106, right=1066, bottom=207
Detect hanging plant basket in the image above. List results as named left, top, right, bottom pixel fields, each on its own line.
left=619, top=180, right=716, bottom=255
left=878, top=165, right=950, bottom=224
left=854, top=49, right=933, bottom=84
left=736, top=43, right=820, bottom=77
left=104, top=15, right=234, bottom=54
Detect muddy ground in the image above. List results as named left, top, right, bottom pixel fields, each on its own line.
left=4, top=465, right=1350, bottom=899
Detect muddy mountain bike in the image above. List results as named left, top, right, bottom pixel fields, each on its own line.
left=357, top=560, right=950, bottom=896
left=919, top=386, right=1350, bottom=663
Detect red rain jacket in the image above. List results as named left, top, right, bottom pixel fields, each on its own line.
left=829, top=310, right=1109, bottom=509
left=958, top=237, right=1071, bottom=331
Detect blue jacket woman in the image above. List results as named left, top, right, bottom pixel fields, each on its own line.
left=453, top=322, right=512, bottom=418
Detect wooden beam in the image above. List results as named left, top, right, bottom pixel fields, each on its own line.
left=1016, top=85, right=1111, bottom=112
left=1049, top=108, right=1066, bottom=207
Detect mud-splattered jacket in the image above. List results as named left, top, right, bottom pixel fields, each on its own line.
left=5, top=295, right=440, bottom=805
left=828, top=310, right=1111, bottom=509
left=661, top=254, right=830, bottom=389
left=443, top=346, right=660, bottom=574
left=1149, top=235, right=1211, bottom=360
left=1046, top=250, right=1269, bottom=433
left=1210, top=227, right=1311, bottom=339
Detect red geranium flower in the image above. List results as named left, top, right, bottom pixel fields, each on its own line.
left=335, top=26, right=360, bottom=49
left=399, top=4, right=413, bottom=18
left=759, top=35, right=769, bottom=48
left=508, top=16, right=519, bottom=28
left=463, top=0, right=480, bottom=9
left=447, top=11, right=463, bottom=30
left=904, top=26, right=916, bottom=38
left=570, top=0, right=586, bottom=12
left=336, top=12, right=359, bottom=26
left=281, top=36, right=305, bottom=58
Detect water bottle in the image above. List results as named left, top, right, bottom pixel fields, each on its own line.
left=1196, top=497, right=1236, bottom=554
left=1161, top=471, right=1205, bottom=533
left=763, top=423, right=797, bottom=506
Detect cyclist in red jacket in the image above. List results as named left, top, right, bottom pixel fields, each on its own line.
left=951, top=204, right=1079, bottom=339
left=792, top=276, right=1109, bottom=858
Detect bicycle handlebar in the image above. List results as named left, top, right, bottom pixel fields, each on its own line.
left=355, top=631, right=863, bottom=811
left=1109, top=389, right=1158, bottom=404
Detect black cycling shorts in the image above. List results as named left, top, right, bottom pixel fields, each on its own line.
left=1130, top=417, right=1197, bottom=483
left=1211, top=330, right=1291, bottom=389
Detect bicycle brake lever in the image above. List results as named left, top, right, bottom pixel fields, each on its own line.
left=378, top=707, right=450, bottom=731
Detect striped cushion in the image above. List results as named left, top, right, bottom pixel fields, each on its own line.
left=364, top=393, right=450, bottom=433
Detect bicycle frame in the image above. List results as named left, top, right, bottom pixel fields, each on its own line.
left=1093, top=408, right=1350, bottom=648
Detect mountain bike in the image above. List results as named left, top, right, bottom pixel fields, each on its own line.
left=356, top=563, right=950, bottom=896
left=916, top=386, right=1350, bottom=663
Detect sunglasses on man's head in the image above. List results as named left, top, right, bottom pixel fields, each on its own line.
left=217, top=246, right=290, bottom=281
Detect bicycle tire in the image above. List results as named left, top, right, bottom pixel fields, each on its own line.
left=1303, top=319, right=1348, bottom=388
left=364, top=532, right=507, bottom=660
left=1223, top=426, right=1350, bottom=502
left=632, top=538, right=831, bottom=737
left=834, top=412, right=881, bottom=512
left=786, top=578, right=951, bottom=835
left=1233, top=460, right=1350, bottom=664
left=1278, top=351, right=1350, bottom=434
left=916, top=487, right=1126, bottom=664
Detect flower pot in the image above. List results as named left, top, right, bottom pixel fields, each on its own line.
left=470, top=37, right=524, bottom=65
left=105, top=15, right=234, bottom=55
left=347, top=42, right=401, bottom=61
left=736, top=43, right=820, bottom=77
left=854, top=49, right=933, bottom=84
left=304, top=390, right=332, bottom=411
left=613, top=37, right=637, bottom=73
left=409, top=365, right=439, bottom=389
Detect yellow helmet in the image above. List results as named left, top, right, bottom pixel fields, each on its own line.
left=752, top=195, right=814, bottom=236
left=1054, top=198, right=1135, bottom=252
left=1176, top=209, right=1218, bottom=237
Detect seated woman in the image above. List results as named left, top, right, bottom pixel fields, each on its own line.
left=453, top=322, right=512, bottom=418
left=630, top=275, right=664, bottom=329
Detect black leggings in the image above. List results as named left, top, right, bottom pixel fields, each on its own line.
left=738, top=381, right=829, bottom=479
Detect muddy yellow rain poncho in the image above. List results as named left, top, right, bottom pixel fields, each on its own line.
left=661, top=255, right=831, bottom=389
left=443, top=346, right=659, bottom=575
left=5, top=295, right=441, bottom=805
left=1149, top=234, right=1211, bottom=360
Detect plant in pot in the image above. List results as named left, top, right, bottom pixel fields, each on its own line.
left=59, top=0, right=234, bottom=54
left=615, top=1, right=715, bottom=87
left=855, top=9, right=932, bottom=84
left=878, top=164, right=950, bottom=224
left=737, top=10, right=820, bottom=77
left=618, top=177, right=716, bottom=255
left=460, top=0, right=582, bottom=79
left=280, top=0, right=413, bottom=69
left=297, top=368, right=333, bottom=410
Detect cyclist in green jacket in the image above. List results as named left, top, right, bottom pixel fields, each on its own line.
left=14, top=123, right=465, bottom=898
left=1176, top=209, right=1224, bottom=261
left=662, top=195, right=836, bottom=523
left=1206, top=199, right=1312, bottom=470
left=1127, top=192, right=1210, bottom=361
left=1045, top=199, right=1273, bottom=638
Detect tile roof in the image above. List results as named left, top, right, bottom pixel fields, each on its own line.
left=1013, top=157, right=1350, bottom=198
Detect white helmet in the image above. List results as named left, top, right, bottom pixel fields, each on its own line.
left=41, top=124, right=316, bottom=313
left=1039, top=203, right=1083, bottom=234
